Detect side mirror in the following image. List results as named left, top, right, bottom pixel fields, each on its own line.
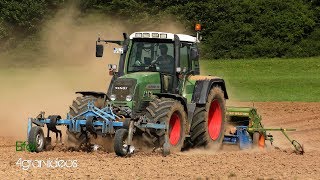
left=96, top=44, right=104, bottom=57
left=108, top=64, right=117, bottom=71
left=190, top=48, right=199, bottom=60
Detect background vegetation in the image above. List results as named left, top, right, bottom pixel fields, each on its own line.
left=1, top=0, right=320, bottom=59
left=200, top=57, right=320, bottom=101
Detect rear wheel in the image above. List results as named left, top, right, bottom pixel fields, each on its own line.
left=145, top=98, right=187, bottom=153
left=66, top=95, right=104, bottom=150
left=190, top=87, right=226, bottom=150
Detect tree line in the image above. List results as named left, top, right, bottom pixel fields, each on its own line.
left=1, top=0, right=319, bottom=59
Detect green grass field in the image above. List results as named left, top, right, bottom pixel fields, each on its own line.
left=200, top=57, right=320, bottom=102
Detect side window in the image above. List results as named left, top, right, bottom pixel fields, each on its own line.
left=191, top=43, right=200, bottom=75
left=180, top=43, right=190, bottom=71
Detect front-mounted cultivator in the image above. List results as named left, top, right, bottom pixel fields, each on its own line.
left=223, top=107, right=304, bottom=154
left=27, top=101, right=169, bottom=156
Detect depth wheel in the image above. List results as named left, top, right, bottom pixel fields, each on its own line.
left=28, top=126, right=45, bottom=152
left=114, top=129, right=129, bottom=157
left=292, top=140, right=304, bottom=154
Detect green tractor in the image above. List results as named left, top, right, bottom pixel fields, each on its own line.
left=67, top=30, right=229, bottom=156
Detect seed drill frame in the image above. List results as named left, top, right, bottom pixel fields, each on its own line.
left=223, top=107, right=304, bottom=154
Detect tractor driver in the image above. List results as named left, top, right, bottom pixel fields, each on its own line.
left=152, top=44, right=174, bottom=92
left=154, top=44, right=174, bottom=74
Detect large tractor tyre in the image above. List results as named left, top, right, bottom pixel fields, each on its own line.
left=67, top=95, right=104, bottom=150
left=69, top=95, right=105, bottom=118
left=145, top=98, right=187, bottom=153
left=28, top=126, right=45, bottom=152
left=190, top=87, right=226, bottom=150
left=66, top=130, right=87, bottom=151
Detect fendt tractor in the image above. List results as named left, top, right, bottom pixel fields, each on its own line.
left=26, top=25, right=303, bottom=156
left=93, top=29, right=229, bottom=156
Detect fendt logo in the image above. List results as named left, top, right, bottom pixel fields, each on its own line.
left=16, top=141, right=36, bottom=152
left=115, top=86, right=128, bottom=90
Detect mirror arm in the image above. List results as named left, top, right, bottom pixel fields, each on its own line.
left=97, top=39, right=123, bottom=46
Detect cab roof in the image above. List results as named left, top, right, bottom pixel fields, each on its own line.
left=129, top=31, right=199, bottom=43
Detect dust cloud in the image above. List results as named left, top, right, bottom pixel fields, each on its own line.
left=0, top=3, right=185, bottom=138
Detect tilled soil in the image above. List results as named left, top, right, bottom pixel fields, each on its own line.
left=0, top=102, right=319, bottom=179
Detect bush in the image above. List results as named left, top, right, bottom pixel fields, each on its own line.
left=1, top=0, right=320, bottom=59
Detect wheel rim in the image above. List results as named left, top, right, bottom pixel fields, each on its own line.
left=169, top=112, right=181, bottom=146
left=36, top=133, right=43, bottom=149
left=208, top=100, right=222, bottom=140
left=259, top=134, right=265, bottom=148
left=122, top=135, right=128, bottom=153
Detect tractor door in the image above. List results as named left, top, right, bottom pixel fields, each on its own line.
left=180, top=42, right=192, bottom=73
left=158, top=43, right=175, bottom=93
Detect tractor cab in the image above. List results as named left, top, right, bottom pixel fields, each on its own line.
left=96, top=31, right=201, bottom=117
left=124, top=32, right=200, bottom=93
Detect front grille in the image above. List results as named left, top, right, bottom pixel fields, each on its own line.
left=111, top=78, right=136, bottom=101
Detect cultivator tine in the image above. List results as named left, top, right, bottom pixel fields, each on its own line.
left=47, top=115, right=63, bottom=144
left=162, top=130, right=170, bottom=156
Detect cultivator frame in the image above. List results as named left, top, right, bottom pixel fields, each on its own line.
left=27, top=102, right=122, bottom=136
left=27, top=101, right=167, bottom=154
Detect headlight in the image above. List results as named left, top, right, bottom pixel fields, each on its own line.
left=126, top=95, right=133, bottom=101
left=110, top=94, right=116, bottom=101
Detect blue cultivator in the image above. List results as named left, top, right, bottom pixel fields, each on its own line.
left=27, top=101, right=166, bottom=155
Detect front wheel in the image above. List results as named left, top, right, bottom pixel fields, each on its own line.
left=145, top=98, right=187, bottom=154
left=67, top=95, right=104, bottom=150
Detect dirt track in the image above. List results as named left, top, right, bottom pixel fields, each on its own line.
left=0, top=102, right=319, bottom=179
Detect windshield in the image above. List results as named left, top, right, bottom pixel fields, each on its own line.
left=127, top=39, right=174, bottom=74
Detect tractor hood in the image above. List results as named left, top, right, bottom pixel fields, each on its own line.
left=110, top=72, right=161, bottom=101
left=120, top=72, right=161, bottom=84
